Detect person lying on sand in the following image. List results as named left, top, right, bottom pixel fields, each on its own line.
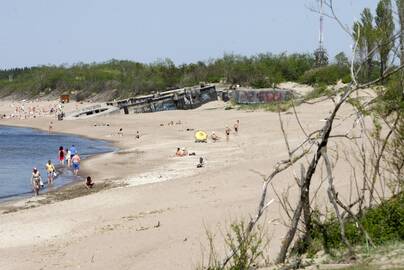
left=175, top=148, right=195, bottom=157
left=176, top=147, right=184, bottom=157
left=85, top=176, right=94, bottom=189
left=182, top=148, right=188, bottom=156
left=135, top=131, right=140, bottom=139
left=118, top=128, right=123, bottom=136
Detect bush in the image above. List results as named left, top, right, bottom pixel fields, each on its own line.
left=306, top=192, right=404, bottom=254
left=299, top=64, right=350, bottom=85
left=198, top=221, right=269, bottom=270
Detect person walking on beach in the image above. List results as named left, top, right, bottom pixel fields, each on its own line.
left=234, top=120, right=240, bottom=134
left=45, top=160, right=56, bottom=184
left=70, top=145, right=77, bottom=159
left=225, top=126, right=231, bottom=142
left=66, top=147, right=72, bottom=167
left=31, top=168, right=42, bottom=196
left=71, top=153, right=81, bottom=176
left=48, top=121, right=53, bottom=134
left=58, top=146, right=65, bottom=165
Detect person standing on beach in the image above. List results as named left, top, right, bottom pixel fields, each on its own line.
left=45, top=160, right=56, bottom=184
left=71, top=153, right=81, bottom=176
left=31, top=168, right=42, bottom=196
left=58, top=146, right=65, bottom=165
left=66, top=147, right=72, bottom=167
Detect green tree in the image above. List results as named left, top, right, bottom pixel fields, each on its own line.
left=375, top=0, right=395, bottom=83
left=361, top=8, right=377, bottom=81
left=334, top=52, right=349, bottom=67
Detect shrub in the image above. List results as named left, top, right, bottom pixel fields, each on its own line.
left=198, top=221, right=269, bottom=270
left=305, top=192, right=404, bottom=254
left=299, top=64, right=350, bottom=85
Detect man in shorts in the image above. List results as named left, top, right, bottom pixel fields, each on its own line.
left=71, top=153, right=81, bottom=176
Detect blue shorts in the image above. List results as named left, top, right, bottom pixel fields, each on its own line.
left=73, top=163, right=80, bottom=170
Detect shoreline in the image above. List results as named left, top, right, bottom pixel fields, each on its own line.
left=0, top=123, right=119, bottom=211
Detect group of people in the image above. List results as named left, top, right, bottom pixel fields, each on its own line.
left=31, top=159, right=58, bottom=197
left=58, top=145, right=81, bottom=175
left=116, top=128, right=141, bottom=139
left=31, top=144, right=83, bottom=196
left=211, top=120, right=240, bottom=143
left=173, top=120, right=240, bottom=169
left=2, top=101, right=63, bottom=120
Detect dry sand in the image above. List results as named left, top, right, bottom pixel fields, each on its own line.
left=0, top=98, right=367, bottom=269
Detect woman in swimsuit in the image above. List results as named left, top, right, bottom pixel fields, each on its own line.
left=31, top=168, right=42, bottom=196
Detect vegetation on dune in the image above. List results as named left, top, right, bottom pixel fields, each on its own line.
left=298, top=192, right=404, bottom=257
left=0, top=52, right=354, bottom=100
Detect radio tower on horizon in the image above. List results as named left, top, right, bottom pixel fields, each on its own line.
left=314, top=0, right=328, bottom=66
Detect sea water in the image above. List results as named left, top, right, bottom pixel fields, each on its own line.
left=0, top=126, right=114, bottom=200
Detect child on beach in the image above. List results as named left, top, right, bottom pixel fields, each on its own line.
left=31, top=168, right=42, bottom=196
left=85, top=176, right=94, bottom=189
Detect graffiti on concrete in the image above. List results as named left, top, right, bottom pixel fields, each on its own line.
left=234, top=89, right=293, bottom=104
left=112, top=85, right=217, bottom=114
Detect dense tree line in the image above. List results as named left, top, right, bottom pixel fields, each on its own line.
left=0, top=52, right=350, bottom=100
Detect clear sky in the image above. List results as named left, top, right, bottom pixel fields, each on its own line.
left=0, top=0, right=379, bottom=69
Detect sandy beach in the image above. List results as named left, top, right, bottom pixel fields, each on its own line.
left=0, top=97, right=364, bottom=270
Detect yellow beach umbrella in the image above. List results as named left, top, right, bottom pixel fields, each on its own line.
left=195, top=130, right=208, bottom=142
